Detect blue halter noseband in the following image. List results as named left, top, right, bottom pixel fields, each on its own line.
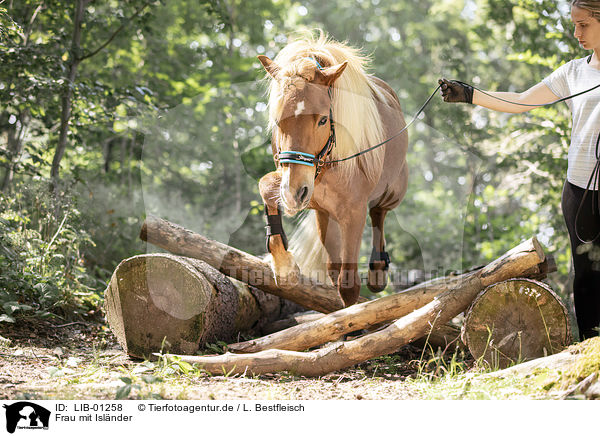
left=275, top=57, right=337, bottom=179
left=278, top=151, right=320, bottom=167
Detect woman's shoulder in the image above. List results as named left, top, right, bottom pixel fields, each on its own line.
left=560, top=56, right=590, bottom=70
left=549, top=56, right=589, bottom=77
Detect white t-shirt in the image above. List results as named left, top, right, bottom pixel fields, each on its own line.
left=542, top=57, right=600, bottom=189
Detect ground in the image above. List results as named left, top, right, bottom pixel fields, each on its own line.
left=2, top=319, right=598, bottom=400
left=0, top=319, right=424, bottom=400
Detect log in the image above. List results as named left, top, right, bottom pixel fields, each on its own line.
left=261, top=312, right=464, bottom=352
left=163, top=237, right=548, bottom=377
left=461, top=278, right=571, bottom=368
left=139, top=215, right=345, bottom=313
left=225, top=245, right=551, bottom=354
left=104, top=253, right=302, bottom=358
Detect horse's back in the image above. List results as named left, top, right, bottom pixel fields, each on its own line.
left=367, top=75, right=409, bottom=210
left=370, top=76, right=402, bottom=112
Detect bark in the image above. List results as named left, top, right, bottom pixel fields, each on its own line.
left=260, top=311, right=325, bottom=335
left=104, top=253, right=302, bottom=358
left=413, top=323, right=465, bottom=352
left=139, top=215, right=346, bottom=313
left=225, top=272, right=477, bottom=353
left=260, top=312, right=464, bottom=352
left=163, top=237, right=547, bottom=377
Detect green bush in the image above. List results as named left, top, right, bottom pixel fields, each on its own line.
left=0, top=184, right=103, bottom=323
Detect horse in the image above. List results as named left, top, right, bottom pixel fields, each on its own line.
left=257, top=34, right=408, bottom=307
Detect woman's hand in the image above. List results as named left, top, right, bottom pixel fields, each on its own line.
left=438, top=78, right=474, bottom=103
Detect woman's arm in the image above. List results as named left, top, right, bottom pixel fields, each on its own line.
left=472, top=81, right=560, bottom=113
left=439, top=78, right=559, bottom=113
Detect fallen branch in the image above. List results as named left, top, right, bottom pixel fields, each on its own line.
left=227, top=247, right=552, bottom=354
left=163, top=237, right=546, bottom=377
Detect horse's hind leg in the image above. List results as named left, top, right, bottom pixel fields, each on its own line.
left=368, top=207, right=391, bottom=293
left=259, top=171, right=301, bottom=285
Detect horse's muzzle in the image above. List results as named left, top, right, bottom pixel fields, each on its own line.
left=280, top=183, right=312, bottom=214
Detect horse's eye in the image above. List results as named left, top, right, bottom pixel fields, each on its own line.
left=318, top=116, right=328, bottom=126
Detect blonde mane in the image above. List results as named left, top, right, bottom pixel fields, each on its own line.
left=265, top=33, right=389, bottom=181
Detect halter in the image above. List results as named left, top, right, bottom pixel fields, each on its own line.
left=274, top=58, right=337, bottom=179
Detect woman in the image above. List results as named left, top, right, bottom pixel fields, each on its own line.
left=439, top=0, right=600, bottom=340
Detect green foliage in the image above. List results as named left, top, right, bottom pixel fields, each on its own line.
left=0, top=183, right=102, bottom=323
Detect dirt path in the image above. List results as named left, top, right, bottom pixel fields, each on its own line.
left=0, top=320, right=423, bottom=400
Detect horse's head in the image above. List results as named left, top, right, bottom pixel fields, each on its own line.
left=259, top=54, right=348, bottom=214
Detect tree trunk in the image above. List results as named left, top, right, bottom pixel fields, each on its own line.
left=461, top=278, right=571, bottom=368
left=51, top=0, right=84, bottom=185
left=1, top=111, right=29, bottom=192
left=413, top=323, right=465, bottom=352
left=164, top=237, right=549, bottom=377
left=104, top=253, right=302, bottom=358
left=51, top=0, right=152, bottom=184
left=260, top=311, right=325, bottom=335
left=139, top=215, right=346, bottom=313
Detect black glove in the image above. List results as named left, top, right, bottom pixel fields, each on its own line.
left=438, top=78, right=474, bottom=104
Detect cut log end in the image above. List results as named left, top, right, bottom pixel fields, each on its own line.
left=462, top=278, right=571, bottom=369
left=532, top=236, right=545, bottom=263
left=105, top=254, right=214, bottom=358
left=139, top=220, right=148, bottom=242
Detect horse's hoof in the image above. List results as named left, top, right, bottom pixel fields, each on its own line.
left=367, top=268, right=388, bottom=293
left=339, top=286, right=360, bottom=307
left=273, top=265, right=301, bottom=287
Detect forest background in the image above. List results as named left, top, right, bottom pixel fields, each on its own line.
left=0, top=0, right=586, bottom=332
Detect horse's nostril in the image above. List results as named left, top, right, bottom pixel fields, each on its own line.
left=296, top=186, right=309, bottom=204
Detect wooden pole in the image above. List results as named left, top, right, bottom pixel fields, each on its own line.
left=226, top=247, right=552, bottom=354
left=140, top=215, right=344, bottom=313
left=226, top=271, right=478, bottom=353
left=163, top=238, right=547, bottom=377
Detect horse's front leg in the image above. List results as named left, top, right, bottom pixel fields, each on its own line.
left=258, top=170, right=300, bottom=285
left=315, top=209, right=347, bottom=286
left=336, top=209, right=368, bottom=307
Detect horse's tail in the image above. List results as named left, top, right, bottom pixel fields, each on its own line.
left=288, top=210, right=331, bottom=284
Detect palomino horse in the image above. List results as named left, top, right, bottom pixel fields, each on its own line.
left=258, top=35, right=408, bottom=307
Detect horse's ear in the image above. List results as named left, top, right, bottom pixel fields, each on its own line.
left=258, top=55, right=280, bottom=79
left=318, top=61, right=348, bottom=86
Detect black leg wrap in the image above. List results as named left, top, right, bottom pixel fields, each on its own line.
left=265, top=208, right=288, bottom=252
left=369, top=246, right=390, bottom=270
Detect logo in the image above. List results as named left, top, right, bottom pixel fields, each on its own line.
left=3, top=402, right=50, bottom=434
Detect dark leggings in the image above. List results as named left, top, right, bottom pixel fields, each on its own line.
left=561, top=180, right=600, bottom=340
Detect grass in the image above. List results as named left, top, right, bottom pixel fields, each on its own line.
left=409, top=336, right=600, bottom=400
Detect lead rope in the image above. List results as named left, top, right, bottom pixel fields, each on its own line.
left=327, top=80, right=600, bottom=165
left=327, top=84, right=442, bottom=164
left=574, top=132, right=600, bottom=244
